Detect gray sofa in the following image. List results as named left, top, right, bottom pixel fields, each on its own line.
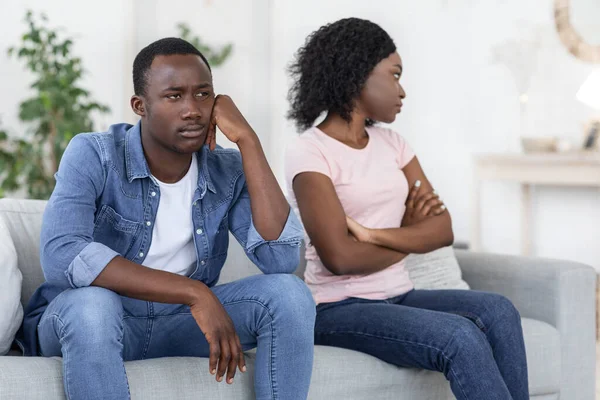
left=0, top=198, right=596, bottom=399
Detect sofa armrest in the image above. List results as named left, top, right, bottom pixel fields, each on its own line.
left=455, top=249, right=596, bottom=399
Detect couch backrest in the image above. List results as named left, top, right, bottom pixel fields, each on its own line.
left=0, top=199, right=47, bottom=305
left=0, top=198, right=307, bottom=305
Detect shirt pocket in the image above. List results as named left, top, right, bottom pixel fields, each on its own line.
left=93, top=204, right=143, bottom=257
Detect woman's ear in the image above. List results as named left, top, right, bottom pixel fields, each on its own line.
left=130, top=95, right=145, bottom=117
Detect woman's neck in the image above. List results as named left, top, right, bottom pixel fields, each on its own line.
left=317, top=112, right=369, bottom=148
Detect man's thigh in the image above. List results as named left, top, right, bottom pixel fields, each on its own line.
left=144, top=274, right=308, bottom=359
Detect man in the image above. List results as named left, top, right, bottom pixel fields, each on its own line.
left=18, top=37, right=315, bottom=400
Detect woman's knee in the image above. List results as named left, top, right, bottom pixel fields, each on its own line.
left=482, top=293, right=522, bottom=329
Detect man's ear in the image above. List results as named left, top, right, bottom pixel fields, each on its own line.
left=131, top=95, right=146, bottom=117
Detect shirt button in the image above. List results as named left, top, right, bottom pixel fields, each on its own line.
left=146, top=221, right=151, bottom=226
left=193, top=201, right=197, bottom=206
left=200, top=260, right=206, bottom=266
left=139, top=252, right=144, bottom=258
left=151, top=191, right=156, bottom=197
left=196, top=228, right=203, bottom=235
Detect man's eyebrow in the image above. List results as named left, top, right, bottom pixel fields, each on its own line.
left=162, top=83, right=212, bottom=91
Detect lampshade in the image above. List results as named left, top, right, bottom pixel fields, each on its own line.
left=576, top=69, right=600, bottom=110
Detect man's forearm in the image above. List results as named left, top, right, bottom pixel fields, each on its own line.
left=237, top=134, right=290, bottom=240
left=369, top=215, right=454, bottom=254
left=92, top=256, right=209, bottom=306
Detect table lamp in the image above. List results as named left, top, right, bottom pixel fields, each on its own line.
left=576, top=69, right=600, bottom=150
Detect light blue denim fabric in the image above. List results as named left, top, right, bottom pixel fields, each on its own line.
left=18, top=121, right=314, bottom=399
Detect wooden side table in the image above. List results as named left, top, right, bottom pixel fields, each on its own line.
left=472, top=152, right=600, bottom=337
left=471, top=152, right=600, bottom=255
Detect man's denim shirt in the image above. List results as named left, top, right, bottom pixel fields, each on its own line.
left=18, top=121, right=303, bottom=356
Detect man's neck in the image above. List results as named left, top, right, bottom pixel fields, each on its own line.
left=141, top=134, right=194, bottom=184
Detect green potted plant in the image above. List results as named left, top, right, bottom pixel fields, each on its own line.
left=0, top=11, right=109, bottom=199
left=176, top=22, right=233, bottom=67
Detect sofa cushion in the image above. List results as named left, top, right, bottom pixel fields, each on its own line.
left=0, top=317, right=559, bottom=399
left=0, top=199, right=47, bottom=305
left=405, top=246, right=470, bottom=290
left=0, top=214, right=23, bottom=355
left=521, top=318, right=561, bottom=396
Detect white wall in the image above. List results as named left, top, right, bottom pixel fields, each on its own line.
left=129, top=0, right=273, bottom=149
left=269, top=0, right=600, bottom=270
left=1, top=0, right=599, bottom=269
left=0, top=0, right=131, bottom=134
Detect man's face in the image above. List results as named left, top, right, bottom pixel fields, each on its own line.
left=136, top=54, right=215, bottom=154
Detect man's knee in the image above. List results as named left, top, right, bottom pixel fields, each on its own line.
left=267, top=274, right=314, bottom=308
left=258, top=274, right=316, bottom=325
left=51, top=287, right=124, bottom=339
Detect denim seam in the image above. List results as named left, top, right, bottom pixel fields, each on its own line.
left=117, top=311, right=131, bottom=398
left=47, top=313, right=75, bottom=400
left=92, top=133, right=109, bottom=186
left=450, top=310, right=488, bottom=333
left=142, top=302, right=154, bottom=359
left=202, top=170, right=243, bottom=216
left=316, top=330, right=468, bottom=399
left=449, top=367, right=469, bottom=399
left=109, top=162, right=141, bottom=199
left=316, top=330, right=449, bottom=355
left=223, top=298, right=276, bottom=399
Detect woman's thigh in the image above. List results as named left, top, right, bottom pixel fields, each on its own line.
left=396, top=289, right=520, bottom=334
left=314, top=298, right=482, bottom=370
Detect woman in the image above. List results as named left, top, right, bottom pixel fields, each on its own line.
left=285, top=18, right=528, bottom=400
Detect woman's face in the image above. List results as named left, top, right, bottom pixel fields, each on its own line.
left=358, top=52, right=405, bottom=123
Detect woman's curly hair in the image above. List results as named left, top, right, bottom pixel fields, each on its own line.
left=287, top=18, right=396, bottom=131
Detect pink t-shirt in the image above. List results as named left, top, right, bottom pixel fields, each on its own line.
left=285, top=125, right=415, bottom=304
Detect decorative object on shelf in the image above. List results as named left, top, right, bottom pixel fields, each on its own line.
left=576, top=69, right=600, bottom=150
left=520, top=137, right=558, bottom=153
left=554, top=0, right=600, bottom=63
left=491, top=23, right=543, bottom=140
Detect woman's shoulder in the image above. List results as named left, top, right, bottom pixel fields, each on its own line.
left=288, top=127, right=331, bottom=154
left=369, top=125, right=409, bottom=147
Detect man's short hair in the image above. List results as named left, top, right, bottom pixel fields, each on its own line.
left=133, top=37, right=211, bottom=96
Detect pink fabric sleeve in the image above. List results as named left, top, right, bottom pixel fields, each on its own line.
left=395, top=131, right=415, bottom=168
left=285, top=138, right=332, bottom=188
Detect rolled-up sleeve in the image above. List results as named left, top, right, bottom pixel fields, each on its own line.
left=228, top=180, right=304, bottom=274
left=40, top=135, right=119, bottom=289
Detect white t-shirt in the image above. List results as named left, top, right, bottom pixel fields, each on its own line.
left=144, top=155, right=198, bottom=276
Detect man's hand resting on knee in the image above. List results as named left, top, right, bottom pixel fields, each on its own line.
left=189, top=285, right=246, bottom=384
left=91, top=256, right=245, bottom=384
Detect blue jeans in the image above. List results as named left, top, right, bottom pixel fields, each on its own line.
left=315, top=289, right=529, bottom=400
left=37, top=274, right=316, bottom=400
